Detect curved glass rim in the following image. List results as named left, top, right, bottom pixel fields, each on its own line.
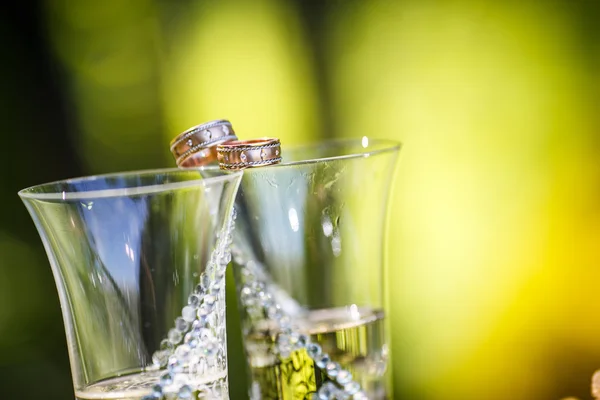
left=18, top=167, right=242, bottom=201
left=276, top=137, right=401, bottom=167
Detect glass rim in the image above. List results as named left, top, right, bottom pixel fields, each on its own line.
left=18, top=166, right=242, bottom=201
left=276, top=137, right=401, bottom=167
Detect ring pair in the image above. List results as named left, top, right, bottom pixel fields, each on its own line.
left=169, top=120, right=281, bottom=170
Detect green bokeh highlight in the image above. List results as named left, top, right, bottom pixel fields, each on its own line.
left=1, top=0, right=600, bottom=399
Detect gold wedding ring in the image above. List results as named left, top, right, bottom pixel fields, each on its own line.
left=217, top=138, right=282, bottom=170
left=170, top=120, right=238, bottom=167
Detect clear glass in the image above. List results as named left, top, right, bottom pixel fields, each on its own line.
left=231, top=138, right=401, bottom=399
left=19, top=168, right=242, bottom=400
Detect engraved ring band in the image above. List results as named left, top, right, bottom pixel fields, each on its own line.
left=170, top=119, right=238, bottom=167
left=216, top=138, right=282, bottom=170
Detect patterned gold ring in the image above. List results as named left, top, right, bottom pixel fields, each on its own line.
left=216, top=138, right=282, bottom=170
left=170, top=120, right=238, bottom=167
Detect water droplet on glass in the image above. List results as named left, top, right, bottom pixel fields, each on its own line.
left=321, top=215, right=333, bottom=237
left=331, top=233, right=342, bottom=257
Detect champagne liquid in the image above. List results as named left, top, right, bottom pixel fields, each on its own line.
left=245, top=306, right=389, bottom=400
left=75, top=370, right=228, bottom=400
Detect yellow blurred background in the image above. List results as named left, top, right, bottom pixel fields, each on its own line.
left=1, top=0, right=599, bottom=399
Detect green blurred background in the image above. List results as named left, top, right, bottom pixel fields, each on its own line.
left=1, top=0, right=600, bottom=399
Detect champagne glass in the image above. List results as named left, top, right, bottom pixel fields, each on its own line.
left=19, top=168, right=242, bottom=400
left=230, top=138, right=401, bottom=399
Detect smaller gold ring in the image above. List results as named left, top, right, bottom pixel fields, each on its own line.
left=216, top=138, right=282, bottom=170
left=170, top=120, right=238, bottom=167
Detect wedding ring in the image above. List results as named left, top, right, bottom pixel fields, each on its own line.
left=216, top=138, right=282, bottom=170
left=170, top=120, right=238, bottom=167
